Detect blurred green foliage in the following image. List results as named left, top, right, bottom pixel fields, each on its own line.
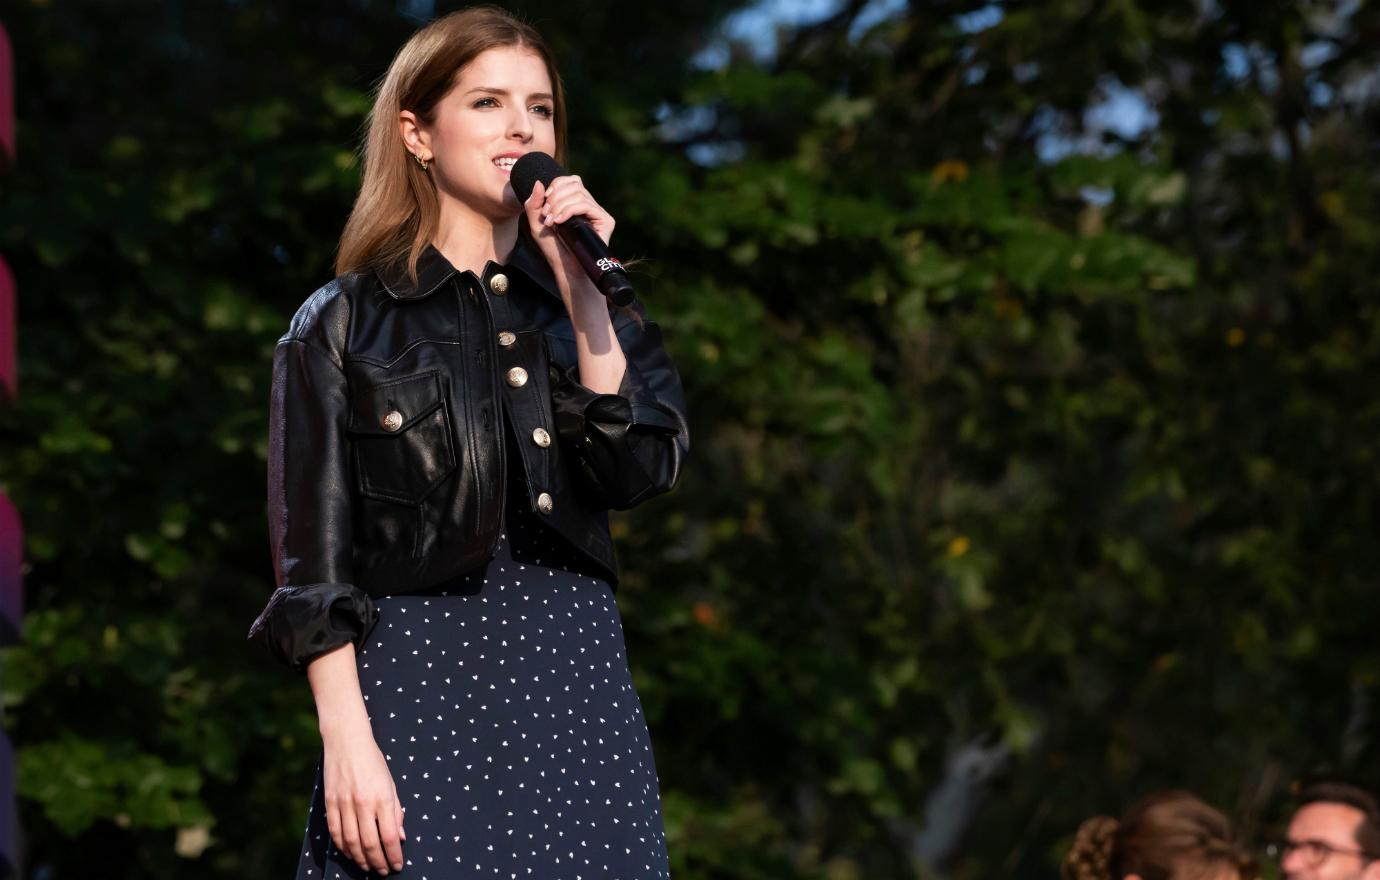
left=1, top=0, right=1378, bottom=877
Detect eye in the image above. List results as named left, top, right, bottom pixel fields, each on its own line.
left=530, top=104, right=554, bottom=118
left=474, top=97, right=499, bottom=108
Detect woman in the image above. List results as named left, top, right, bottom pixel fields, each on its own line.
left=1063, top=791, right=1258, bottom=880
left=246, top=7, right=688, bottom=878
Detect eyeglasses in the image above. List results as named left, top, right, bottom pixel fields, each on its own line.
left=1267, top=838, right=1377, bottom=867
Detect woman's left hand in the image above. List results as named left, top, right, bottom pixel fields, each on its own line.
left=522, top=175, right=615, bottom=285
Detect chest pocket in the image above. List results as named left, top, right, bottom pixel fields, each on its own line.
left=346, top=370, right=457, bottom=506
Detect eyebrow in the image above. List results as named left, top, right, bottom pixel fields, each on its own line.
left=465, top=86, right=555, bottom=101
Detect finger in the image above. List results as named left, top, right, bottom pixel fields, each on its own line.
left=541, top=191, right=589, bottom=215
left=547, top=198, right=603, bottom=225
left=542, top=182, right=597, bottom=209
left=357, top=800, right=391, bottom=874
left=542, top=181, right=595, bottom=210
left=547, top=206, right=610, bottom=233
left=379, top=798, right=405, bottom=872
left=337, top=799, right=365, bottom=869
left=540, top=189, right=597, bottom=218
left=544, top=180, right=593, bottom=213
left=545, top=174, right=583, bottom=197
left=326, top=797, right=345, bottom=859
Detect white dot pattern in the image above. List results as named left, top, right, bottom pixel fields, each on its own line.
left=293, top=458, right=671, bottom=878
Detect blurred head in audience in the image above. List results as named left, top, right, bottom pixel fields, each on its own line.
left=1064, top=790, right=1256, bottom=880
left=1278, top=782, right=1380, bottom=880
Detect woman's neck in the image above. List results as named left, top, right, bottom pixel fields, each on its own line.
left=431, top=195, right=521, bottom=276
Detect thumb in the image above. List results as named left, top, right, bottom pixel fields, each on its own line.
left=523, top=179, right=550, bottom=239
left=523, top=179, right=546, bottom=216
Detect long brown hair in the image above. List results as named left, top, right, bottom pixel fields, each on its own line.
left=1063, top=791, right=1257, bottom=880
left=335, top=5, right=568, bottom=284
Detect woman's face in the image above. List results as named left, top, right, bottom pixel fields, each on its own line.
left=407, top=45, right=558, bottom=221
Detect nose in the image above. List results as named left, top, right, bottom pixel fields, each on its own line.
left=507, top=105, right=532, bottom=142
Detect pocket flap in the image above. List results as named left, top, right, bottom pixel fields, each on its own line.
left=347, top=371, right=446, bottom=436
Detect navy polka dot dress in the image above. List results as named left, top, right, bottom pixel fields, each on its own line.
left=294, top=421, right=672, bottom=879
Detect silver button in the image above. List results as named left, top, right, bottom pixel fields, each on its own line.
left=506, top=366, right=528, bottom=387
left=381, top=410, right=403, bottom=431
left=532, top=427, right=551, bottom=448
left=536, top=492, right=554, bottom=514
left=489, top=273, right=509, bottom=295
left=497, top=330, right=517, bottom=347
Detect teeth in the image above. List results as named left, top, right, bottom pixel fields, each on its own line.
left=493, top=157, right=516, bottom=168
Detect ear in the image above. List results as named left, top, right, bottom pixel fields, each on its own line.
left=398, top=110, right=431, bottom=159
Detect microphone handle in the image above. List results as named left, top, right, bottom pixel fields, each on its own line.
left=558, top=216, right=636, bottom=307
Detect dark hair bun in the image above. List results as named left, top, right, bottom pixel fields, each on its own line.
left=1064, top=816, right=1119, bottom=880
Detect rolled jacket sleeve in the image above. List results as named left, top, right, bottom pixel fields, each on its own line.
left=551, top=304, right=689, bottom=511
left=246, top=338, right=379, bottom=672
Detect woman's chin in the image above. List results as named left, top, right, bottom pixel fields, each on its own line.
left=481, top=183, right=522, bottom=218
left=499, top=188, right=524, bottom=213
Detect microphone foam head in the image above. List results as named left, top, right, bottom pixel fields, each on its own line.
left=510, top=152, right=565, bottom=204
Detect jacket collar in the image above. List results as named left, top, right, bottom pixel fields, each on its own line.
left=375, top=233, right=562, bottom=303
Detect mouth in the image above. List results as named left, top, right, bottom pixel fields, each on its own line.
left=492, top=153, right=524, bottom=174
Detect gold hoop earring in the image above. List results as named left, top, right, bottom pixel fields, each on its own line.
left=414, top=153, right=430, bottom=171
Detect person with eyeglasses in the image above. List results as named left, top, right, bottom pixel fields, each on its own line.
left=1273, top=782, right=1380, bottom=880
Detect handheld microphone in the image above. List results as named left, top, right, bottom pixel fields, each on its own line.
left=510, top=152, right=636, bottom=307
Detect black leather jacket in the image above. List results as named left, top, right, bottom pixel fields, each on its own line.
left=246, top=233, right=688, bottom=671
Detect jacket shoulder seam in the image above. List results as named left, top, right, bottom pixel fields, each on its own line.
left=280, top=273, right=364, bottom=371
left=277, top=336, right=347, bottom=376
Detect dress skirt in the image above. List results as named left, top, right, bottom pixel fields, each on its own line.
left=293, top=442, right=671, bottom=879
